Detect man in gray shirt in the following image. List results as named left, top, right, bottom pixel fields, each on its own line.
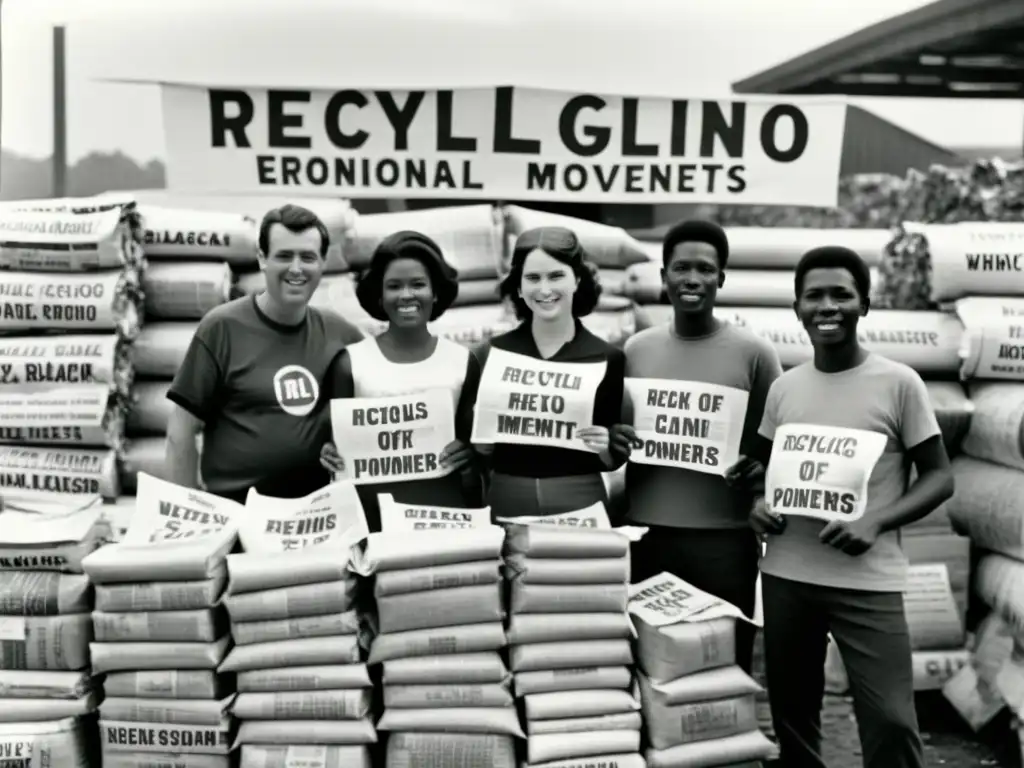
left=749, top=246, right=953, bottom=768
left=614, top=220, right=782, bottom=673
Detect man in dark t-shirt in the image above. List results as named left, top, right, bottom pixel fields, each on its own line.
left=165, top=204, right=364, bottom=503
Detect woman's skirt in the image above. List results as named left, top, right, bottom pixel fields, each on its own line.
left=357, top=468, right=484, bottom=533
left=487, top=472, right=608, bottom=521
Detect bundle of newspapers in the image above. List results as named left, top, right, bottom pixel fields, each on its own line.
left=220, top=481, right=375, bottom=768
left=359, top=494, right=518, bottom=768
left=0, top=196, right=146, bottom=505
left=629, top=572, right=778, bottom=767
left=82, top=472, right=241, bottom=768
left=0, top=490, right=107, bottom=768
left=501, top=505, right=646, bottom=768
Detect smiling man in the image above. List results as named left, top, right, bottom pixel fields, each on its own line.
left=749, top=246, right=954, bottom=768
left=164, top=204, right=364, bottom=503
left=615, top=219, right=782, bottom=673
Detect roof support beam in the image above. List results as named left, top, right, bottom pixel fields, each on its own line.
left=793, top=81, right=1024, bottom=99
left=850, top=63, right=1024, bottom=84
left=732, top=0, right=1024, bottom=95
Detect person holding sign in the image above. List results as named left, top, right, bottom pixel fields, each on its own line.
left=468, top=226, right=629, bottom=520
left=318, top=231, right=482, bottom=531
left=165, top=204, right=364, bottom=504
left=615, top=220, right=781, bottom=674
left=748, top=246, right=954, bottom=768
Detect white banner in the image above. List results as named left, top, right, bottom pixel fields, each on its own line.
left=624, top=377, right=749, bottom=476
left=160, top=84, right=846, bottom=206
left=241, top=481, right=370, bottom=553
left=330, top=389, right=455, bottom=485
left=471, top=349, right=607, bottom=452
left=766, top=424, right=888, bottom=523
left=628, top=572, right=755, bottom=627
left=378, top=493, right=492, bottom=533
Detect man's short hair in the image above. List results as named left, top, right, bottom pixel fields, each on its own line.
left=794, top=246, right=872, bottom=301
left=258, top=204, right=330, bottom=259
left=661, top=220, right=730, bottom=269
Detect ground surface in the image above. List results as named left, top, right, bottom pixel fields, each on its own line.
left=751, top=635, right=1018, bottom=767
left=758, top=695, right=1016, bottom=768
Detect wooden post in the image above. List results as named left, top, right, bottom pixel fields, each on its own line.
left=52, top=25, right=67, bottom=197
left=0, top=0, right=5, bottom=191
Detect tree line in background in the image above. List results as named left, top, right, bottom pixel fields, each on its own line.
left=0, top=146, right=1018, bottom=202
left=0, top=149, right=165, bottom=200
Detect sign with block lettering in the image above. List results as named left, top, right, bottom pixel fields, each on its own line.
left=765, top=424, right=887, bottom=523
left=625, top=377, right=748, bottom=476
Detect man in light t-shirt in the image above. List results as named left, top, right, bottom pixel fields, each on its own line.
left=748, top=246, right=953, bottom=768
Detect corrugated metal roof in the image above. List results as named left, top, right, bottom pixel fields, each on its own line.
left=840, top=105, right=962, bottom=176
left=731, top=0, right=1024, bottom=99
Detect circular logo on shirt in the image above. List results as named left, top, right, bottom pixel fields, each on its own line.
left=273, top=365, right=320, bottom=417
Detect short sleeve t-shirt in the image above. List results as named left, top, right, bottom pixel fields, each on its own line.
left=167, top=295, right=364, bottom=499
left=623, top=322, right=782, bottom=529
left=757, top=353, right=941, bottom=592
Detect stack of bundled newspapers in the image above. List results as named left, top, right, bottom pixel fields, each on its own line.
left=219, top=482, right=375, bottom=768
left=82, top=473, right=242, bottom=768
left=501, top=505, right=645, bottom=768
left=361, top=494, right=519, bottom=768
left=629, top=572, right=778, bottom=767
left=0, top=491, right=106, bottom=733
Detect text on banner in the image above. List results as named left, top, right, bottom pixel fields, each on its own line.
left=159, top=85, right=846, bottom=206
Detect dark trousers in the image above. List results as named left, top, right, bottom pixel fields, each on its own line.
left=762, top=574, right=924, bottom=768
left=630, top=526, right=760, bottom=674
left=487, top=473, right=608, bottom=521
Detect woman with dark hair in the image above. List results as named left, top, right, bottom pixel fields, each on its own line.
left=469, top=226, right=629, bottom=520
left=319, top=230, right=481, bottom=531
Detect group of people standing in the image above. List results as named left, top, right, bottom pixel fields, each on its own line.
left=163, top=203, right=954, bottom=768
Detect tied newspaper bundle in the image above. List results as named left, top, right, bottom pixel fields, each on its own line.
left=0, top=490, right=107, bottom=755
left=355, top=495, right=518, bottom=768
left=628, top=572, right=776, bottom=767
left=81, top=473, right=243, bottom=767
left=500, top=508, right=646, bottom=768
left=0, top=196, right=145, bottom=503
left=220, top=482, right=375, bottom=768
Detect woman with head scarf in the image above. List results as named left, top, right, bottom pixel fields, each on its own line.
left=467, top=226, right=631, bottom=520
left=319, top=230, right=482, bottom=531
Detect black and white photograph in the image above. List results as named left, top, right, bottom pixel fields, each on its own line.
left=0, top=0, right=1021, bottom=765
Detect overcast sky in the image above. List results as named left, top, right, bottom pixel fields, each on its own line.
left=2, top=0, right=1021, bottom=164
